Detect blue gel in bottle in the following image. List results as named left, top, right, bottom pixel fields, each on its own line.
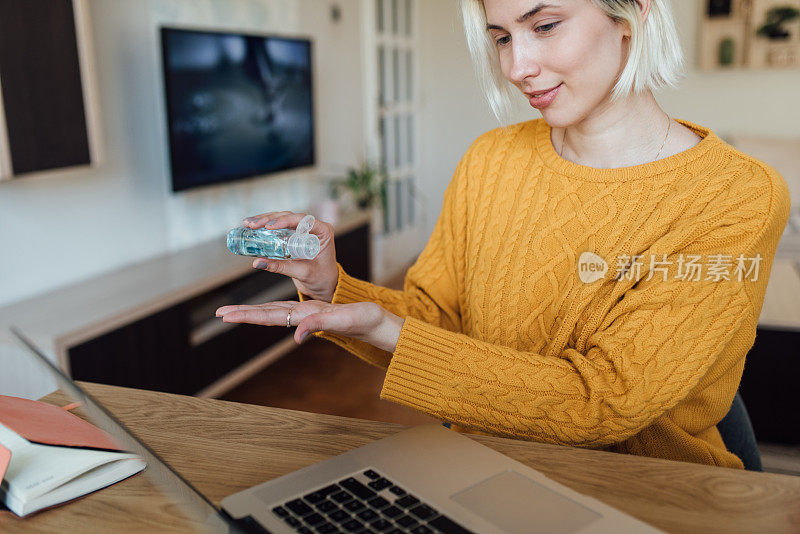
left=226, top=214, right=320, bottom=260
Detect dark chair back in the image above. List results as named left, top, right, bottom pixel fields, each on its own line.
left=717, top=391, right=763, bottom=471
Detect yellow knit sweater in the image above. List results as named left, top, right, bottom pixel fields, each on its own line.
left=302, top=118, right=791, bottom=469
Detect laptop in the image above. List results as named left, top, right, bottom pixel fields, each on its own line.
left=10, top=326, right=662, bottom=534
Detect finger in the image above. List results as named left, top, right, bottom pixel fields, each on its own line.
left=243, top=211, right=294, bottom=228
left=216, top=301, right=297, bottom=316
left=295, top=311, right=353, bottom=343
left=262, top=213, right=306, bottom=231
left=219, top=307, right=292, bottom=326
left=252, top=257, right=312, bottom=279
left=295, top=312, right=325, bottom=343
left=255, top=213, right=332, bottom=237
left=243, top=210, right=292, bottom=223
left=216, top=304, right=267, bottom=317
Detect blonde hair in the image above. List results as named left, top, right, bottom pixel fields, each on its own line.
left=461, top=0, right=685, bottom=124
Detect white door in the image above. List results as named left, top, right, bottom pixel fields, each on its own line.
left=362, top=0, right=424, bottom=279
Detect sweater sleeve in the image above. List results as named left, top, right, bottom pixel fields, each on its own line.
left=379, top=167, right=791, bottom=447
left=297, top=154, right=468, bottom=368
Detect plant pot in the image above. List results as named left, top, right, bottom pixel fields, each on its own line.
left=314, top=198, right=340, bottom=226
left=370, top=207, right=384, bottom=235
left=719, top=37, right=735, bottom=66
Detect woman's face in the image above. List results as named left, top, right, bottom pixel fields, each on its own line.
left=483, top=0, right=631, bottom=127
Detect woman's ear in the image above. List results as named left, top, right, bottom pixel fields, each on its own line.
left=635, top=0, right=653, bottom=23
left=622, top=0, right=651, bottom=38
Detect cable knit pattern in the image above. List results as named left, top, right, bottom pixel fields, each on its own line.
left=300, top=118, right=791, bottom=468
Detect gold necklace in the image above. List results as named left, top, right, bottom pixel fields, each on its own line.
left=559, top=114, right=672, bottom=162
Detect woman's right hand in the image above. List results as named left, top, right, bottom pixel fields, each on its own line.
left=242, top=211, right=339, bottom=302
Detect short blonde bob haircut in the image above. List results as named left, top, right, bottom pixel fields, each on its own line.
left=461, top=0, right=684, bottom=124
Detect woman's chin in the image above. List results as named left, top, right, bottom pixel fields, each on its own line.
left=538, top=105, right=588, bottom=130
left=538, top=109, right=570, bottom=129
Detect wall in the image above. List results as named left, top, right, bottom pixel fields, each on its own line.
left=660, top=2, right=800, bottom=139
left=416, top=0, right=495, bottom=241
left=0, top=0, right=363, bottom=308
left=417, top=0, right=530, bottom=240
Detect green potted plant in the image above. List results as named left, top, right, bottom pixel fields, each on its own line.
left=757, top=6, right=800, bottom=40
left=329, top=160, right=389, bottom=232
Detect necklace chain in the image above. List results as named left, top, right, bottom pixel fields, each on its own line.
left=559, top=114, right=672, bottom=163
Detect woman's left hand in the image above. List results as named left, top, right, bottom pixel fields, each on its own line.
left=215, top=300, right=405, bottom=353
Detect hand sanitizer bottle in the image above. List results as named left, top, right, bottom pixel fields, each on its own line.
left=227, top=214, right=320, bottom=260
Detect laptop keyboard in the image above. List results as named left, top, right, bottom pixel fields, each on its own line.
left=270, top=469, right=473, bottom=534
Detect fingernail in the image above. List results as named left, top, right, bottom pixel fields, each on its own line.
left=266, top=219, right=277, bottom=226
left=255, top=261, right=267, bottom=269
left=299, top=331, right=309, bottom=343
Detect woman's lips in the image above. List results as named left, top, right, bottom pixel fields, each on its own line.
left=527, top=83, right=562, bottom=109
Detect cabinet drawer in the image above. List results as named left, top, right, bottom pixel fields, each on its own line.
left=336, top=224, right=371, bottom=281
left=740, top=327, right=800, bottom=444
left=68, top=304, right=189, bottom=393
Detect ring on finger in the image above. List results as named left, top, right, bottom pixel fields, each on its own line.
left=286, top=309, right=292, bottom=328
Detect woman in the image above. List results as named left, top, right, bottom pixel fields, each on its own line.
left=217, top=0, right=790, bottom=469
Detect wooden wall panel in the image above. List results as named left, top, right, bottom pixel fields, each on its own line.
left=0, top=0, right=90, bottom=175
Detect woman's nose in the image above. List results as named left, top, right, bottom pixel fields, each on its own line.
left=507, top=40, right=542, bottom=85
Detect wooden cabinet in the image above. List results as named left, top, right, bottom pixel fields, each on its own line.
left=740, top=327, right=800, bottom=444
left=0, top=211, right=371, bottom=397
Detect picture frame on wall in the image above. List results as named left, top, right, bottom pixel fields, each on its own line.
left=0, top=0, right=101, bottom=180
left=699, top=0, right=800, bottom=70
left=0, top=79, right=11, bottom=182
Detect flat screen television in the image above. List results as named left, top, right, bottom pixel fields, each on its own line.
left=160, top=27, right=314, bottom=192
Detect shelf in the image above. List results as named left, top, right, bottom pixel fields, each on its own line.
left=0, top=209, right=371, bottom=366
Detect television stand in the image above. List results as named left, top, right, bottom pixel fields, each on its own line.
left=0, top=210, right=371, bottom=398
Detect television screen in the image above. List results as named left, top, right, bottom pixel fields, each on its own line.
left=160, top=28, right=314, bottom=192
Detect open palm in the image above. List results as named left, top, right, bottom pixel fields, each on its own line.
left=216, top=300, right=386, bottom=345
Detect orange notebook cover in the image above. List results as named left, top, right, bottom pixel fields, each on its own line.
left=0, top=444, right=9, bottom=484
left=0, top=395, right=122, bottom=484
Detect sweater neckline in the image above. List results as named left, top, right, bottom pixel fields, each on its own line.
left=534, top=117, right=724, bottom=182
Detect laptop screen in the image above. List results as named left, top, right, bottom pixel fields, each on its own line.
left=9, top=326, right=241, bottom=533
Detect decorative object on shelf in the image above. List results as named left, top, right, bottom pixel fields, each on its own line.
left=709, top=0, right=734, bottom=16
left=719, top=36, right=737, bottom=65
left=768, top=42, right=800, bottom=65
left=329, top=160, right=388, bottom=210
left=330, top=3, right=342, bottom=23
left=329, top=160, right=389, bottom=233
left=699, top=0, right=800, bottom=70
left=757, top=6, right=800, bottom=39
left=313, top=197, right=341, bottom=226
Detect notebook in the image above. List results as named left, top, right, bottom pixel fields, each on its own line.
left=0, top=395, right=145, bottom=517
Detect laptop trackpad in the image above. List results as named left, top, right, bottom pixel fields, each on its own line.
left=451, top=470, right=601, bottom=534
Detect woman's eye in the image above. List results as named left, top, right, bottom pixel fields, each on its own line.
left=495, top=35, right=511, bottom=47
left=535, top=21, right=560, bottom=33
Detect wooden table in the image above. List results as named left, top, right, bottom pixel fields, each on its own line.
left=1, top=383, right=798, bottom=533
